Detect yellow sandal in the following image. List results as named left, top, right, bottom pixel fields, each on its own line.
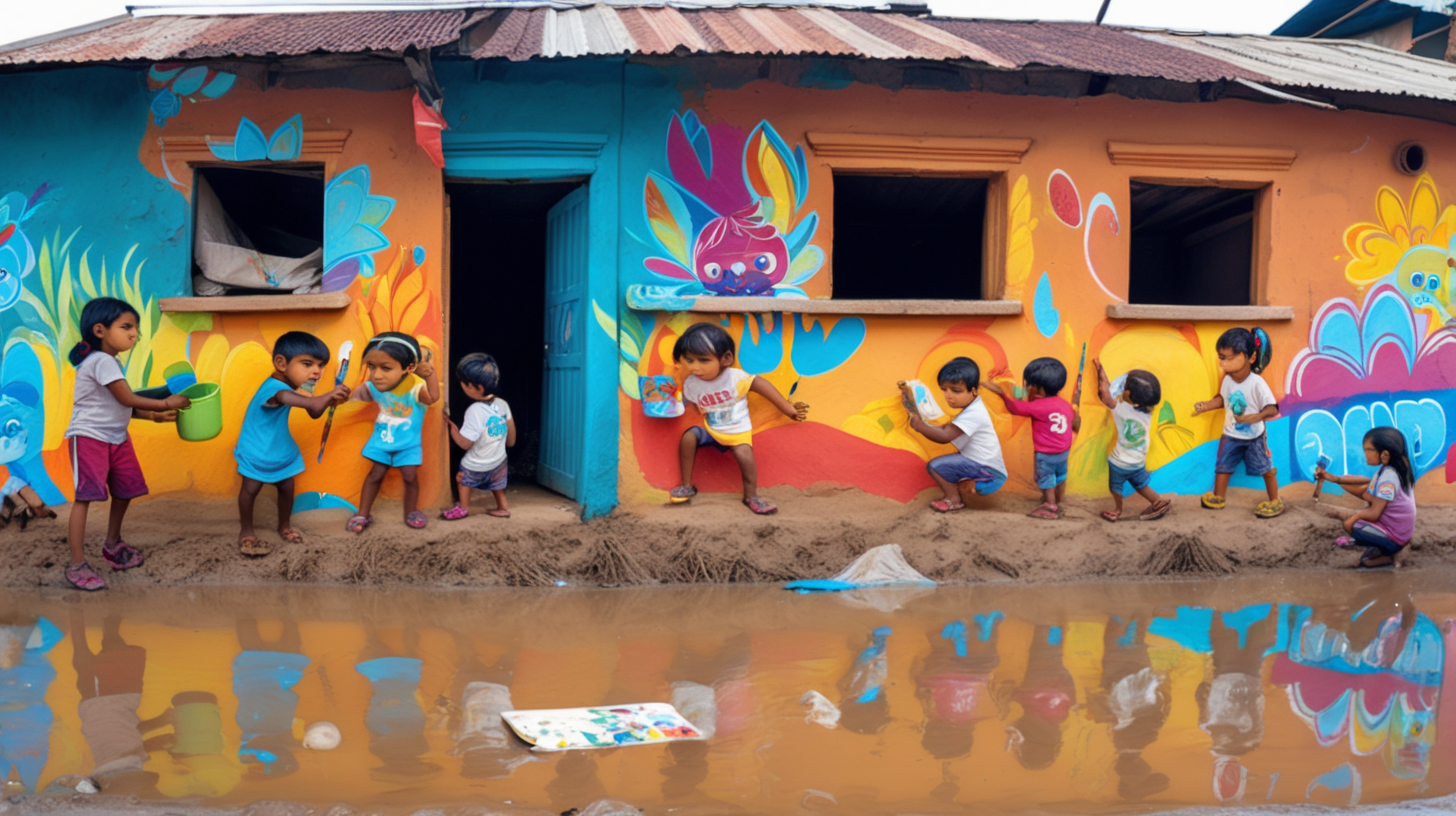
left=1255, top=498, right=1285, bottom=519
left=1200, top=492, right=1226, bottom=510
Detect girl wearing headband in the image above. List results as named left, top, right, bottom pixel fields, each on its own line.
left=346, top=331, right=440, bottom=533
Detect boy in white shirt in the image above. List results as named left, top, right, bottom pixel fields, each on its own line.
left=1093, top=360, right=1170, bottom=522
left=443, top=353, right=515, bottom=519
left=670, top=323, right=808, bottom=515
left=900, top=357, right=1006, bottom=513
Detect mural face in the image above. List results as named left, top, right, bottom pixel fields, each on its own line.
left=1345, top=175, right=1456, bottom=332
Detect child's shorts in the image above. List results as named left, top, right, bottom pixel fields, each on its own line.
left=688, top=426, right=749, bottom=451
left=1215, top=433, right=1273, bottom=476
left=70, top=435, right=149, bottom=503
left=459, top=461, right=508, bottom=492
left=1033, top=450, right=1069, bottom=490
left=362, top=441, right=423, bottom=468
left=1108, top=460, right=1151, bottom=496
left=927, top=454, right=1006, bottom=495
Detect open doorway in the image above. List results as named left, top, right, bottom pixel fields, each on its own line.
left=445, top=180, right=582, bottom=498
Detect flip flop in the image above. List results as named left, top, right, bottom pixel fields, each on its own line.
left=405, top=510, right=428, bottom=529
left=1139, top=499, right=1172, bottom=521
left=441, top=505, right=469, bottom=521
left=1200, top=493, right=1226, bottom=510
left=66, top=562, right=106, bottom=591
left=1101, top=510, right=1121, bottom=522
left=930, top=499, right=965, bottom=513
left=669, top=485, right=698, bottom=504
left=278, top=528, right=304, bottom=544
left=487, top=508, right=512, bottom=518
left=239, top=536, right=272, bottom=558
left=102, top=541, right=145, bottom=571
left=346, top=515, right=372, bottom=534
left=743, top=496, right=777, bottom=515
left=1027, top=504, right=1060, bottom=520
left=1255, top=499, right=1285, bottom=519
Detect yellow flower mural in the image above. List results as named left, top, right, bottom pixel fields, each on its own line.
left=1344, top=173, right=1456, bottom=329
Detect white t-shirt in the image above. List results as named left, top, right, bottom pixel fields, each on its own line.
left=949, top=398, right=1006, bottom=475
left=682, top=368, right=755, bottom=439
left=66, top=353, right=132, bottom=444
left=1220, top=372, right=1276, bottom=440
left=459, top=398, right=512, bottom=472
left=1109, top=400, right=1153, bottom=470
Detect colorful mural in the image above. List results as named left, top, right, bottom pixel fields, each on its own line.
left=147, top=64, right=236, bottom=127
left=206, top=115, right=303, bottom=162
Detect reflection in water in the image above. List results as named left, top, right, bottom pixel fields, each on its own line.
left=0, top=573, right=1452, bottom=813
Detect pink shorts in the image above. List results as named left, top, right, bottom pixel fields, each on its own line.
left=70, top=436, right=149, bottom=503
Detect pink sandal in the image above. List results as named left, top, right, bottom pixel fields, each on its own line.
left=1027, top=504, right=1059, bottom=520
left=102, top=541, right=144, bottom=570
left=346, top=515, right=372, bottom=534
left=66, top=562, right=106, bottom=591
left=405, top=510, right=428, bottom=529
left=743, top=496, right=777, bottom=515
left=441, top=505, right=469, bottom=521
left=930, top=499, right=965, bottom=513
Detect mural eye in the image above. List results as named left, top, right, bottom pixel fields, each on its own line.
left=701, top=262, right=722, bottom=282
left=753, top=254, right=776, bottom=274
left=2, top=419, right=17, bottom=437
left=0, top=269, right=8, bottom=282
left=1410, top=272, right=1425, bottom=289
left=1429, top=276, right=1442, bottom=291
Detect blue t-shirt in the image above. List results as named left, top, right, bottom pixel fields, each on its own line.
left=235, top=378, right=305, bottom=483
left=361, top=375, right=426, bottom=458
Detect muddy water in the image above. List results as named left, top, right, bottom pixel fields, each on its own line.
left=2, top=570, right=1453, bottom=814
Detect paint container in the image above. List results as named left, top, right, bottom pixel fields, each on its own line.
left=902, top=379, right=944, bottom=421
left=175, top=382, right=222, bottom=441
left=639, top=375, right=684, bottom=418
left=163, top=361, right=197, bottom=394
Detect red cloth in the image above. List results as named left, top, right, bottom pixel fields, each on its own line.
left=412, top=91, right=447, bottom=169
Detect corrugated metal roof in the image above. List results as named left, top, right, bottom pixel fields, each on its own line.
left=4, top=2, right=1456, bottom=110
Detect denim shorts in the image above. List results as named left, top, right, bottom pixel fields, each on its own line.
left=1108, top=461, right=1151, bottom=496
left=1352, top=520, right=1404, bottom=558
left=927, top=454, right=1006, bottom=495
left=1215, top=433, right=1273, bottom=476
left=459, top=461, right=508, bottom=491
left=1034, top=451, right=1069, bottom=490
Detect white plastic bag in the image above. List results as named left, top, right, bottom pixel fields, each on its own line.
left=193, top=173, right=322, bottom=293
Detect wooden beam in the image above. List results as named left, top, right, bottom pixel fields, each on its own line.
left=160, top=291, right=352, bottom=313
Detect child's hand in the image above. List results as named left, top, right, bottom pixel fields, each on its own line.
left=1343, top=515, right=1357, bottom=534
left=1313, top=465, right=1327, bottom=482
left=1236, top=412, right=1263, bottom=425
left=151, top=409, right=178, bottom=423
left=792, top=401, right=809, bottom=422
left=163, top=394, right=191, bottom=410
left=329, top=384, right=351, bottom=404
left=416, top=359, right=436, bottom=379
left=1192, top=400, right=1208, bottom=415
left=447, top=417, right=460, bottom=431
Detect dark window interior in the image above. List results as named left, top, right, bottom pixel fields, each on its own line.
left=1129, top=182, right=1257, bottom=306
left=445, top=180, right=579, bottom=492
left=194, top=165, right=323, bottom=258
left=832, top=175, right=986, bottom=299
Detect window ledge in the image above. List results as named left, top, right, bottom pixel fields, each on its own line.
left=689, top=298, right=1022, bottom=316
left=1107, top=304, right=1295, bottom=321
left=160, top=292, right=352, bottom=313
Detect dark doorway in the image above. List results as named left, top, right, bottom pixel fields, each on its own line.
left=832, top=174, right=986, bottom=299
left=445, top=180, right=581, bottom=494
left=1128, top=182, right=1257, bottom=306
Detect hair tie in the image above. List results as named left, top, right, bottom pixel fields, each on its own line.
left=79, top=340, right=91, bottom=353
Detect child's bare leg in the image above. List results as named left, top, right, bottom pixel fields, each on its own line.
left=1212, top=472, right=1232, bottom=499
left=928, top=469, right=961, bottom=504
left=1041, top=486, right=1058, bottom=509
left=457, top=482, right=473, bottom=510
left=678, top=430, right=699, bottom=488
left=1055, top=481, right=1066, bottom=506
left=103, top=499, right=130, bottom=546
left=357, top=462, right=389, bottom=518
left=730, top=444, right=758, bottom=499
left=491, top=489, right=509, bottom=513
left=1111, top=490, right=1124, bottom=517
left=400, top=465, right=420, bottom=517
left=277, top=477, right=296, bottom=537
left=238, top=478, right=264, bottom=541
left=68, top=501, right=90, bottom=566
left=1262, top=471, right=1280, bottom=502
left=1134, top=485, right=1163, bottom=509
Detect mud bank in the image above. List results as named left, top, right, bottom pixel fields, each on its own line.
left=6, top=485, right=1456, bottom=589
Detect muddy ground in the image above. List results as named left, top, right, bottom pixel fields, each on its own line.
left=5, top=481, right=1455, bottom=590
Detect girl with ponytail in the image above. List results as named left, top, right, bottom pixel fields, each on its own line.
left=1192, top=327, right=1284, bottom=518
left=1315, top=427, right=1417, bottom=568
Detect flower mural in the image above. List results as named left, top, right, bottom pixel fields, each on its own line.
left=630, top=112, right=822, bottom=309
left=0, top=187, right=43, bottom=312
left=322, top=165, right=395, bottom=292
left=1344, top=173, right=1456, bottom=331
left=206, top=115, right=303, bottom=162
left=148, top=64, right=236, bottom=127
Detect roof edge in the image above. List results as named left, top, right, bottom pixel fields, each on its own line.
left=0, top=13, right=132, bottom=54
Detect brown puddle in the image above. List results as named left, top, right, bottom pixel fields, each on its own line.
left=2, top=570, right=1454, bottom=814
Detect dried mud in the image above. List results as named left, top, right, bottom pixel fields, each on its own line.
left=4, top=483, right=1455, bottom=590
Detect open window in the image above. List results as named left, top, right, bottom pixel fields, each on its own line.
left=1128, top=182, right=1258, bottom=306
left=191, top=165, right=324, bottom=297
left=832, top=174, right=986, bottom=300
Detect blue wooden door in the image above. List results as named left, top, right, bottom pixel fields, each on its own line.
left=538, top=184, right=588, bottom=500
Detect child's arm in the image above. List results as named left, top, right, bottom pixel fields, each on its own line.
left=445, top=418, right=475, bottom=451
left=1237, top=403, right=1279, bottom=427
left=272, top=384, right=351, bottom=420
left=749, top=376, right=809, bottom=421
left=906, top=410, right=964, bottom=445
left=980, top=379, right=1007, bottom=398
left=108, top=381, right=189, bottom=420
left=1192, top=395, right=1224, bottom=416
left=506, top=416, right=517, bottom=447
left=415, top=357, right=441, bottom=406
left=1315, top=467, right=1377, bottom=501
left=1092, top=359, right=1116, bottom=410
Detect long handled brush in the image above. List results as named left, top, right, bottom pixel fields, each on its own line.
left=1071, top=342, right=1087, bottom=411
left=317, top=340, right=353, bottom=463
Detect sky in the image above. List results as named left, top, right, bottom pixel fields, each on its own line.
left=3, top=0, right=1316, bottom=49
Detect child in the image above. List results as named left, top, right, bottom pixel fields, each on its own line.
left=63, top=297, right=190, bottom=591
left=670, top=323, right=808, bottom=515
left=347, top=332, right=439, bottom=533
left=443, top=353, right=515, bottom=520
left=1315, top=427, right=1416, bottom=568
left=234, top=331, right=351, bottom=557
left=981, top=357, right=1079, bottom=519
left=1094, top=361, right=1170, bottom=521
left=1192, top=327, right=1283, bottom=518
left=900, top=357, right=1006, bottom=513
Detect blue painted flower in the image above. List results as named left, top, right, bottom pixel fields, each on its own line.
left=150, top=89, right=181, bottom=127
left=322, top=165, right=395, bottom=292
left=0, top=191, right=37, bottom=313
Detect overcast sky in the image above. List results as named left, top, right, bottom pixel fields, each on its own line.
left=3, top=0, right=1316, bottom=49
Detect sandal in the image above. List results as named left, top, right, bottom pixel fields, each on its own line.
left=1358, top=555, right=1395, bottom=569
left=930, top=499, right=965, bottom=513
left=1101, top=510, right=1121, bottom=522
left=405, top=510, right=428, bottom=529
left=1139, top=499, right=1172, bottom=521
left=1333, top=535, right=1359, bottom=549
left=66, top=562, right=106, bottom=591
left=743, top=496, right=777, bottom=515
left=669, top=485, right=698, bottom=504
left=1027, top=504, right=1060, bottom=520
left=239, top=536, right=272, bottom=558
left=1255, top=498, right=1285, bottom=519
left=1200, top=493, right=1226, bottom=510
left=346, top=515, right=372, bottom=534
left=441, top=504, right=469, bottom=521
left=102, top=541, right=145, bottom=571
left=487, top=508, right=512, bottom=518
left=277, top=528, right=304, bottom=544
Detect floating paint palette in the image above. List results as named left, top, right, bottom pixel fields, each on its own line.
left=501, top=703, right=704, bottom=752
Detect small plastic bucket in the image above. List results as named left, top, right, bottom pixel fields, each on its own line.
left=175, top=382, right=222, bottom=441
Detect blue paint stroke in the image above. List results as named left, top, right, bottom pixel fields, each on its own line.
left=1220, top=604, right=1273, bottom=650
left=1148, top=606, right=1214, bottom=653
left=848, top=627, right=891, bottom=705
left=1117, top=619, right=1138, bottom=648
left=1048, top=626, right=1063, bottom=646
left=0, top=343, right=65, bottom=505
left=1306, top=763, right=1361, bottom=806
left=791, top=313, right=865, bottom=377
left=941, top=621, right=968, bottom=657
left=0, top=618, right=62, bottom=791
left=737, top=313, right=785, bottom=375
left=1150, top=417, right=1294, bottom=496
left=293, top=492, right=358, bottom=514
left=973, top=611, right=1004, bottom=642
left=1032, top=271, right=1060, bottom=338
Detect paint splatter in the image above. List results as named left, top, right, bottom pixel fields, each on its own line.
left=1032, top=271, right=1059, bottom=338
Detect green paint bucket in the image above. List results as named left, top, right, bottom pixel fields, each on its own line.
left=175, top=382, right=222, bottom=442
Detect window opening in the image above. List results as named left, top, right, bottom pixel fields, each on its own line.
left=192, top=165, right=324, bottom=296
left=832, top=174, right=986, bottom=300
left=1128, top=182, right=1257, bottom=306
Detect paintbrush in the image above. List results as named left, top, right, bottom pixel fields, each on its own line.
left=1071, top=342, right=1087, bottom=409
left=1313, top=453, right=1332, bottom=502
left=317, top=340, right=353, bottom=463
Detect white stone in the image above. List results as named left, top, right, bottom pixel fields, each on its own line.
left=303, top=721, right=342, bottom=750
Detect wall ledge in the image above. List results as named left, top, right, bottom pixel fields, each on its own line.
left=806, top=132, right=1033, bottom=170
left=1107, top=304, right=1296, bottom=321
left=160, top=291, right=352, bottom=313
left=690, top=298, right=1023, bottom=316
left=159, top=130, right=352, bottom=162
left=1106, top=141, right=1296, bottom=171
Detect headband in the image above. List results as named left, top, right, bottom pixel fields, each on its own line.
left=369, top=336, right=418, bottom=362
